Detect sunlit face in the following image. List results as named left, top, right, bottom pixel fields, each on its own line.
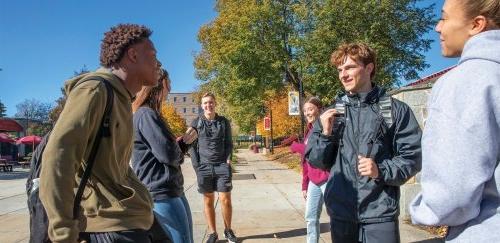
left=133, top=39, right=159, bottom=86
left=201, top=96, right=216, bottom=116
left=303, top=102, right=320, bottom=124
left=435, top=0, right=473, bottom=57
left=336, top=56, right=373, bottom=94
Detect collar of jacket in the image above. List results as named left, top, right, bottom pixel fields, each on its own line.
left=345, top=84, right=385, bottom=105
left=201, top=113, right=220, bottom=121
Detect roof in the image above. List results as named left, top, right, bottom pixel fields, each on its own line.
left=405, top=66, right=456, bottom=87
left=0, top=118, right=24, bottom=132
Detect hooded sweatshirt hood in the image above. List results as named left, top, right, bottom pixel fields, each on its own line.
left=460, top=30, right=500, bottom=65
left=64, top=68, right=133, bottom=101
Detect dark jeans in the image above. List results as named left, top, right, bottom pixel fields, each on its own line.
left=330, top=219, right=400, bottom=243
left=78, top=229, right=151, bottom=243
left=78, top=217, right=171, bottom=243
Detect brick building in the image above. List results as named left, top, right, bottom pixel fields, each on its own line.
left=166, top=92, right=202, bottom=126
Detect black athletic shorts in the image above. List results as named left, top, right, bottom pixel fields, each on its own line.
left=195, top=163, right=233, bottom=193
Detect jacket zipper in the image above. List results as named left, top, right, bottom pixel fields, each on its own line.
left=355, top=98, right=361, bottom=222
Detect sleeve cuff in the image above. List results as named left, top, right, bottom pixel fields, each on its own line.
left=375, top=163, right=386, bottom=184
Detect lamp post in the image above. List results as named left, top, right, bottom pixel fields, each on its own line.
left=284, top=62, right=305, bottom=141
left=281, top=1, right=305, bottom=141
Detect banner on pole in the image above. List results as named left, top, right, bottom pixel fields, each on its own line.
left=288, top=91, right=300, bottom=115
left=264, top=116, right=271, bottom=131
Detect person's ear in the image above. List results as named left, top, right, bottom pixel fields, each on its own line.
left=366, top=63, right=374, bottom=76
left=469, top=15, right=489, bottom=35
left=126, top=47, right=138, bottom=63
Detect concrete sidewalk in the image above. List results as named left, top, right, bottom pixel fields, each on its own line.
left=0, top=149, right=443, bottom=243
left=188, top=149, right=443, bottom=243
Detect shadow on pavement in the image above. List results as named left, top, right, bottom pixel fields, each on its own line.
left=0, top=170, right=30, bottom=180
left=235, top=223, right=329, bottom=242
left=410, top=238, right=445, bottom=243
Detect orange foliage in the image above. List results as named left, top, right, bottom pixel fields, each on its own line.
left=256, top=93, right=301, bottom=138
left=160, top=102, right=187, bottom=137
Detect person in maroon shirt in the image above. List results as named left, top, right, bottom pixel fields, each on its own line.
left=290, top=96, right=330, bottom=243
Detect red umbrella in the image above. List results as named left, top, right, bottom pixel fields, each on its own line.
left=16, top=135, right=42, bottom=145
left=16, top=135, right=42, bottom=152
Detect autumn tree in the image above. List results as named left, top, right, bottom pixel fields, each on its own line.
left=256, top=90, right=300, bottom=138
left=160, top=102, right=187, bottom=137
left=195, top=0, right=435, bottom=131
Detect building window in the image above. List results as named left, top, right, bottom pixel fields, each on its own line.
left=183, top=108, right=187, bottom=113
left=173, top=97, right=177, bottom=102
left=183, top=97, right=186, bottom=102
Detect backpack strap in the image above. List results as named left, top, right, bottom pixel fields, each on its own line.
left=378, top=95, right=393, bottom=128
left=334, top=97, right=346, bottom=115
left=197, top=116, right=203, bottom=131
left=72, top=76, right=114, bottom=220
left=366, top=95, right=394, bottom=158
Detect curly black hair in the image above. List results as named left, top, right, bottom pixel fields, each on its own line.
left=100, top=24, right=152, bottom=67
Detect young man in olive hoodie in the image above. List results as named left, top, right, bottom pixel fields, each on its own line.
left=39, top=24, right=160, bottom=243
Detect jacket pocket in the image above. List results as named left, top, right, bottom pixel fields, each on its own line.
left=80, top=185, right=99, bottom=217
left=117, top=177, right=153, bottom=212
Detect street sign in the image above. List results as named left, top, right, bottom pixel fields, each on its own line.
left=264, top=116, right=271, bottom=131
left=288, top=91, right=300, bottom=115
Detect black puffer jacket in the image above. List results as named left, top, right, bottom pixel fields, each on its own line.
left=305, top=86, right=422, bottom=223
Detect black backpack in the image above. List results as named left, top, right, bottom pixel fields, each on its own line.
left=26, top=76, right=114, bottom=243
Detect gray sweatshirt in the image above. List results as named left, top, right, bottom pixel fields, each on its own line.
left=410, top=30, right=500, bottom=242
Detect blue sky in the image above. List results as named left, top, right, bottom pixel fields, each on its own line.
left=0, top=0, right=456, bottom=117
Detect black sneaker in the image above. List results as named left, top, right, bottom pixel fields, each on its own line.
left=224, top=229, right=238, bottom=243
left=206, top=232, right=218, bottom=243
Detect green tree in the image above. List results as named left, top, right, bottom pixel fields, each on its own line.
left=0, top=99, right=6, bottom=117
left=195, top=0, right=435, bottom=131
left=195, top=0, right=293, bottom=132
left=298, top=0, right=435, bottom=100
